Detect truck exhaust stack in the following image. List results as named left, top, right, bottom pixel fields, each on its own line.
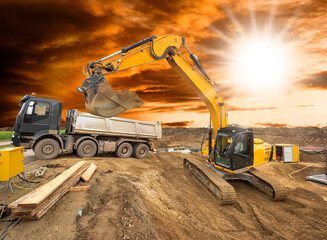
left=79, top=74, right=143, bottom=117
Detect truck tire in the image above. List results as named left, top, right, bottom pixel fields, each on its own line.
left=77, top=140, right=97, bottom=158
left=133, top=143, right=149, bottom=159
left=34, top=138, right=60, bottom=160
left=115, top=142, right=133, bottom=158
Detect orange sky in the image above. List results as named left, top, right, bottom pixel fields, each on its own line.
left=0, top=0, right=326, bottom=128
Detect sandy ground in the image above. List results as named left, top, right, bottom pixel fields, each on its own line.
left=1, top=127, right=327, bottom=240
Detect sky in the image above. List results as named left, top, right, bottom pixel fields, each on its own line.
left=0, top=0, right=326, bottom=128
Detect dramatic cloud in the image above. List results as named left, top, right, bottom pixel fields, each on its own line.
left=255, top=122, right=288, bottom=128
left=297, top=71, right=327, bottom=90
left=162, top=121, right=194, bottom=127
left=0, top=0, right=326, bottom=127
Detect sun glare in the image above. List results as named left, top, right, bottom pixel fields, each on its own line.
left=212, top=4, right=295, bottom=93
left=232, top=37, right=289, bottom=91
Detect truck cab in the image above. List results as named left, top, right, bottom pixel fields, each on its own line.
left=12, top=95, right=62, bottom=148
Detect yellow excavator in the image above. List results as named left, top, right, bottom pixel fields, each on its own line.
left=77, top=34, right=288, bottom=204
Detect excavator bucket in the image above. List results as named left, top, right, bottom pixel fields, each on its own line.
left=79, top=74, right=143, bottom=117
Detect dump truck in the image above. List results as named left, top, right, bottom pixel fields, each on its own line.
left=12, top=95, right=161, bottom=160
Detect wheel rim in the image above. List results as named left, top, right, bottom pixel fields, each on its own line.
left=140, top=148, right=145, bottom=155
left=42, top=144, right=54, bottom=155
left=83, top=145, right=93, bottom=154
left=122, top=147, right=128, bottom=154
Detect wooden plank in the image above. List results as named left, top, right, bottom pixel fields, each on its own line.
left=13, top=214, right=38, bottom=220
left=33, top=166, right=88, bottom=219
left=81, top=163, right=97, bottom=182
left=13, top=165, right=87, bottom=219
left=70, top=185, right=91, bottom=192
left=18, top=161, right=87, bottom=207
left=8, top=189, right=38, bottom=209
left=12, top=166, right=87, bottom=216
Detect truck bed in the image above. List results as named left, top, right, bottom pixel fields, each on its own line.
left=66, top=110, right=161, bottom=139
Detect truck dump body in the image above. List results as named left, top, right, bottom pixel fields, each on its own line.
left=66, top=110, right=162, bottom=139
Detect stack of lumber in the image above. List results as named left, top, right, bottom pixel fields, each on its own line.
left=8, top=161, right=88, bottom=220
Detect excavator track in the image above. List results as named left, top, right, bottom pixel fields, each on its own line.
left=247, top=168, right=289, bottom=200
left=184, top=158, right=237, bottom=205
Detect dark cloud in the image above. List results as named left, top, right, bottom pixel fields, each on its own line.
left=255, top=122, right=288, bottom=128
left=162, top=120, right=194, bottom=127
left=109, top=68, right=200, bottom=104
left=0, top=0, right=326, bottom=127
left=297, top=71, right=327, bottom=90
left=180, top=105, right=208, bottom=113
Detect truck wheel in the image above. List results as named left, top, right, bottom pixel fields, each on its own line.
left=77, top=140, right=97, bottom=158
left=34, top=139, right=60, bottom=160
left=133, top=143, right=149, bottom=159
left=116, top=142, right=133, bottom=158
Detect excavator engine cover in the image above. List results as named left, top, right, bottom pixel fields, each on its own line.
left=80, top=74, right=143, bottom=117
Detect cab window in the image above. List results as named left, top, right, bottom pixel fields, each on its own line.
left=34, top=102, right=50, bottom=116
left=234, top=133, right=251, bottom=156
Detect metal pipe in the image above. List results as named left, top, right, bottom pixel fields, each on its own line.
left=98, top=50, right=122, bottom=62
left=183, top=42, right=192, bottom=55
left=220, top=106, right=222, bottom=129
left=208, top=114, right=212, bottom=159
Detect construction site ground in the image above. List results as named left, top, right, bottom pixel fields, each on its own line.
left=1, top=127, right=327, bottom=239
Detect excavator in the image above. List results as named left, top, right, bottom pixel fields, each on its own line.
left=77, top=34, right=288, bottom=204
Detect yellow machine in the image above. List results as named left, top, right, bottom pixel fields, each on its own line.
left=0, top=147, right=24, bottom=181
left=273, top=144, right=300, bottom=162
left=77, top=34, right=288, bottom=204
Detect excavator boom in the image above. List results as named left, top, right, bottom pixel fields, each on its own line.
left=79, top=34, right=226, bottom=137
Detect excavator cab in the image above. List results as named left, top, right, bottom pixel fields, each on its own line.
left=213, top=127, right=254, bottom=171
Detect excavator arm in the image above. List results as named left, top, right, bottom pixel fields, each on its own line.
left=79, top=34, right=227, bottom=138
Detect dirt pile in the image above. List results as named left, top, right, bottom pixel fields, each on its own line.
left=253, top=127, right=327, bottom=147
left=1, top=127, right=327, bottom=240
left=156, top=126, right=327, bottom=148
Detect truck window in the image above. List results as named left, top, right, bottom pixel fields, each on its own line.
left=34, top=102, right=50, bottom=116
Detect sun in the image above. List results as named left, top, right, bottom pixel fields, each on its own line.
left=210, top=4, right=295, bottom=93
left=231, top=36, right=290, bottom=91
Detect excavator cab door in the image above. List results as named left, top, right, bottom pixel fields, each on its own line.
left=213, top=133, right=231, bottom=169
left=213, top=127, right=254, bottom=171
left=229, top=132, right=254, bottom=170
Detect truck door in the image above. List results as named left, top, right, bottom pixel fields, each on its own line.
left=21, top=100, right=52, bottom=134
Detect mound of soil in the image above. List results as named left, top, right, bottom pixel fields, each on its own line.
left=1, top=127, right=326, bottom=240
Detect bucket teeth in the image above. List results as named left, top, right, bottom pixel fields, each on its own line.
left=80, top=75, right=143, bottom=117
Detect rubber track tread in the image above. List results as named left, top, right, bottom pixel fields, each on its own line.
left=249, top=168, right=289, bottom=200
left=184, top=158, right=237, bottom=205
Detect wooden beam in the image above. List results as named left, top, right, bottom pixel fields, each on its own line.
left=11, top=165, right=87, bottom=219
left=33, top=167, right=87, bottom=219
left=70, top=185, right=91, bottom=192
left=18, top=161, right=87, bottom=207
left=81, top=162, right=97, bottom=182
